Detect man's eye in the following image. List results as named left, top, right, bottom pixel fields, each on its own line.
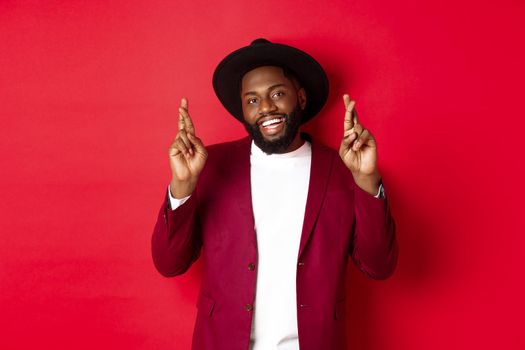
left=272, top=91, right=284, bottom=98
left=247, top=98, right=257, bottom=104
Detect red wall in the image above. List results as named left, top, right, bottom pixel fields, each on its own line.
left=1, top=1, right=524, bottom=349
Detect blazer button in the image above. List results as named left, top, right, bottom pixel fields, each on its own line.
left=245, top=303, right=253, bottom=312
left=247, top=263, right=255, bottom=271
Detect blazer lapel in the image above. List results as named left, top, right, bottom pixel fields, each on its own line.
left=298, top=135, right=333, bottom=259
left=231, top=136, right=257, bottom=250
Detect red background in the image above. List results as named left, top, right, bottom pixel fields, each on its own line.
left=1, top=1, right=524, bottom=349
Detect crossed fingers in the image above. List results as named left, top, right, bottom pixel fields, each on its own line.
left=175, top=97, right=197, bottom=157
left=178, top=98, right=195, bottom=134
left=342, top=94, right=372, bottom=151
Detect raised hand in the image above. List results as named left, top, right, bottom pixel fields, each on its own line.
left=168, top=97, right=207, bottom=198
left=339, top=94, right=381, bottom=195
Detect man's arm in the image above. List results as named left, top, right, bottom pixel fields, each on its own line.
left=151, top=187, right=201, bottom=277
left=151, top=97, right=207, bottom=277
left=350, top=183, right=398, bottom=280
left=338, top=94, right=398, bottom=279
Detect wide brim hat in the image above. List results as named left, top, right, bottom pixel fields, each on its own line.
left=212, top=38, right=329, bottom=124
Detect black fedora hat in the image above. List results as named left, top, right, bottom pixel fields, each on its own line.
left=212, top=38, right=329, bottom=124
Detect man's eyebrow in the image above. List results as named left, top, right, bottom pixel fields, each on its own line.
left=243, top=83, right=287, bottom=97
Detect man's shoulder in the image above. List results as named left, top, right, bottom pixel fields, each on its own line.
left=305, top=133, right=352, bottom=176
left=197, top=136, right=251, bottom=188
left=206, top=135, right=251, bottom=155
left=303, top=132, right=338, bottom=158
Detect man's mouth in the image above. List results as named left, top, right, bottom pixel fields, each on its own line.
left=257, top=115, right=286, bottom=134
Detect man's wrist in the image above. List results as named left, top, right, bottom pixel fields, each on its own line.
left=353, top=172, right=381, bottom=196
left=167, top=185, right=191, bottom=210
left=169, top=178, right=197, bottom=199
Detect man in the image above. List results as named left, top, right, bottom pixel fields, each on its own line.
left=152, top=38, right=398, bottom=350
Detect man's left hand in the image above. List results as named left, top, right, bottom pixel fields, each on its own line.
left=339, top=94, right=382, bottom=196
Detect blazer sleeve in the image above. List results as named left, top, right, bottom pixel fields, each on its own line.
left=350, top=183, right=399, bottom=280
left=151, top=189, right=202, bottom=277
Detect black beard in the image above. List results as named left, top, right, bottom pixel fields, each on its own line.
left=242, top=105, right=303, bottom=155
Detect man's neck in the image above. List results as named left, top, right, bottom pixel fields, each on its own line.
left=278, top=132, right=305, bottom=154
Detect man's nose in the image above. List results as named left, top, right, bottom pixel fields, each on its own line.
left=258, top=97, right=277, bottom=115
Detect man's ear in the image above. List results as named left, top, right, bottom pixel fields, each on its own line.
left=298, top=87, right=307, bottom=110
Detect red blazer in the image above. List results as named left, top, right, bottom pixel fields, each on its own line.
left=152, top=133, right=398, bottom=350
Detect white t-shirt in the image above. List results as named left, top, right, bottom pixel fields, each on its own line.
left=248, top=140, right=311, bottom=349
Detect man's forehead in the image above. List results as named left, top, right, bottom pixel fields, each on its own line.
left=241, top=65, right=298, bottom=91
left=242, top=66, right=287, bottom=82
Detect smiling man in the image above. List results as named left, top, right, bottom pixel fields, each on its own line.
left=151, top=38, right=398, bottom=350
left=240, top=65, right=305, bottom=154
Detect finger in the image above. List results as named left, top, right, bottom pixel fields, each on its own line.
left=188, top=133, right=207, bottom=156
left=343, top=94, right=351, bottom=109
left=353, top=108, right=360, bottom=126
left=347, top=122, right=363, bottom=140
left=178, top=129, right=193, bottom=156
left=342, top=130, right=358, bottom=147
left=178, top=97, right=189, bottom=132
left=174, top=137, right=191, bottom=157
left=339, top=134, right=357, bottom=161
left=181, top=97, right=188, bottom=110
left=343, top=94, right=361, bottom=125
left=168, top=139, right=182, bottom=157
left=350, top=124, right=363, bottom=151
left=179, top=106, right=196, bottom=135
left=344, top=99, right=356, bottom=132
left=178, top=109, right=185, bottom=131
left=354, top=129, right=375, bottom=151
left=353, top=122, right=363, bottom=135
left=169, top=138, right=188, bottom=158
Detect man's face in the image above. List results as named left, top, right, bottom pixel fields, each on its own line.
left=240, top=66, right=306, bottom=154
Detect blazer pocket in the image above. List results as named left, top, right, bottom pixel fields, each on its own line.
left=197, top=293, right=216, bottom=317
left=334, top=299, right=346, bottom=321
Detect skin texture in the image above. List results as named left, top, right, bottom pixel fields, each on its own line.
left=240, top=66, right=306, bottom=154
left=168, top=65, right=381, bottom=198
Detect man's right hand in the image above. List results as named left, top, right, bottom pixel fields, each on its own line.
left=168, top=97, right=207, bottom=199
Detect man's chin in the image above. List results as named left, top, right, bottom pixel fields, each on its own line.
left=243, top=108, right=302, bottom=154
left=253, top=133, right=296, bottom=154
left=260, top=130, right=286, bottom=142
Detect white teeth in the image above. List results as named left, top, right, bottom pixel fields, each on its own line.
left=261, top=118, right=282, bottom=127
